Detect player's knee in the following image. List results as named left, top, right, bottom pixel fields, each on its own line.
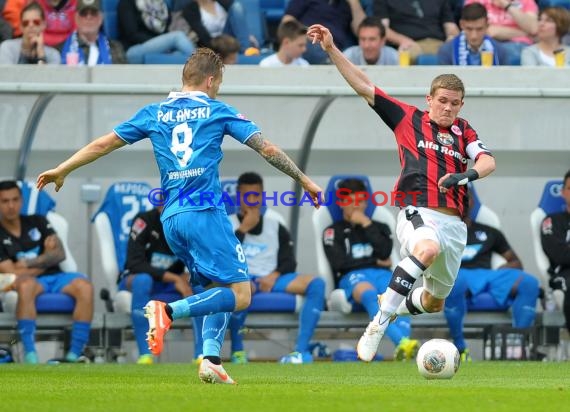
left=131, top=273, right=153, bottom=294
left=15, top=277, right=39, bottom=296
left=422, top=294, right=444, bottom=313
left=517, top=275, right=540, bottom=298
left=234, top=286, right=252, bottom=311
left=69, top=278, right=94, bottom=301
left=307, top=277, right=325, bottom=298
left=413, top=242, right=440, bottom=266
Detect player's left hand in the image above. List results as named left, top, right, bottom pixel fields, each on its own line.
left=302, top=179, right=323, bottom=209
left=438, top=169, right=479, bottom=193
left=37, top=168, right=65, bottom=192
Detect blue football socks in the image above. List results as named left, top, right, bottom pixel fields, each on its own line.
left=17, top=319, right=36, bottom=355
left=68, top=321, right=91, bottom=359
left=130, top=275, right=154, bottom=356
left=202, top=312, right=230, bottom=358
left=229, top=310, right=248, bottom=353
left=512, top=275, right=540, bottom=328
left=294, top=278, right=325, bottom=353
left=169, top=287, right=236, bottom=319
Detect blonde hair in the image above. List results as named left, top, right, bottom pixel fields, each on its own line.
left=430, top=74, right=465, bottom=99
left=182, top=48, right=224, bottom=87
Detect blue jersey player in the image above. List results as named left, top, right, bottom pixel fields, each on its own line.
left=37, top=48, right=322, bottom=384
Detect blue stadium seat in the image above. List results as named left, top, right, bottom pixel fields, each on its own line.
left=259, top=0, right=290, bottom=23
left=538, top=0, right=570, bottom=10
left=467, top=183, right=509, bottom=311
left=241, top=0, right=269, bottom=48
left=530, top=180, right=565, bottom=291
left=18, top=181, right=55, bottom=216
left=312, top=174, right=399, bottom=313
left=221, top=177, right=297, bottom=312
left=93, top=182, right=156, bottom=312
left=1, top=182, right=78, bottom=314
left=143, top=52, right=189, bottom=64
left=360, top=0, right=373, bottom=15
left=101, top=0, right=120, bottom=41
left=416, top=54, right=439, bottom=65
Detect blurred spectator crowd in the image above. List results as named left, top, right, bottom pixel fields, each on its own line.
left=0, top=0, right=569, bottom=66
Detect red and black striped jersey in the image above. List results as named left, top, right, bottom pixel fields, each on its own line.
left=370, top=87, right=492, bottom=216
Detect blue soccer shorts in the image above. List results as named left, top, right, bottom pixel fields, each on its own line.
left=162, top=208, right=249, bottom=287
left=338, top=267, right=392, bottom=302
left=36, top=272, right=88, bottom=293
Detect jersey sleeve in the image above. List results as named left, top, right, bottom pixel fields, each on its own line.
left=0, top=240, right=11, bottom=262
left=463, top=121, right=493, bottom=161
left=222, top=104, right=261, bottom=144
left=113, top=106, right=152, bottom=145
left=369, top=87, right=413, bottom=132
left=35, top=215, right=56, bottom=238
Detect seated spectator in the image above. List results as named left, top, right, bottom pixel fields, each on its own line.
left=521, top=7, right=570, bottom=67
left=0, top=15, right=13, bottom=42
left=373, top=0, right=459, bottom=63
left=343, top=16, right=398, bottom=65
left=282, top=0, right=366, bottom=64
left=3, top=0, right=29, bottom=38
left=322, top=178, right=418, bottom=360
left=0, top=2, right=60, bottom=64
left=60, top=0, right=125, bottom=65
left=444, top=193, right=540, bottom=361
left=464, top=0, right=538, bottom=65
left=37, top=0, right=76, bottom=49
left=259, top=19, right=308, bottom=67
left=121, top=206, right=202, bottom=364
left=541, top=170, right=570, bottom=335
left=0, top=180, right=93, bottom=364
left=181, top=0, right=258, bottom=53
left=228, top=172, right=325, bottom=364
left=438, top=2, right=508, bottom=65
left=118, top=0, right=195, bottom=64
left=210, top=33, right=240, bottom=64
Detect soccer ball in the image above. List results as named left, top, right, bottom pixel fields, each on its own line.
left=416, top=339, right=460, bottom=380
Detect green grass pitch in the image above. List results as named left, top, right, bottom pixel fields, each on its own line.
left=1, top=362, right=568, bottom=412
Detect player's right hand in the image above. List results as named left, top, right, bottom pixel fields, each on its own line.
left=302, top=179, right=323, bottom=209
left=37, top=168, right=65, bottom=192
left=306, top=24, right=334, bottom=51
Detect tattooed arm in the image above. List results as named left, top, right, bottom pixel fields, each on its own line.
left=246, top=133, right=323, bottom=207
left=24, top=234, right=66, bottom=270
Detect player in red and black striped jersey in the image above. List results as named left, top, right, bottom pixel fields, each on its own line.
left=307, top=24, right=496, bottom=362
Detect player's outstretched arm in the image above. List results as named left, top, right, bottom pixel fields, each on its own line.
left=306, top=24, right=375, bottom=105
left=246, top=133, right=322, bottom=208
left=37, top=132, right=126, bottom=192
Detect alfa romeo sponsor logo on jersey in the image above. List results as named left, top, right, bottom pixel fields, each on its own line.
left=436, top=132, right=454, bottom=146
left=417, top=140, right=468, bottom=164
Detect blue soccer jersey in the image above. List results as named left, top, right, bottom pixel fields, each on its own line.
left=113, top=91, right=260, bottom=220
